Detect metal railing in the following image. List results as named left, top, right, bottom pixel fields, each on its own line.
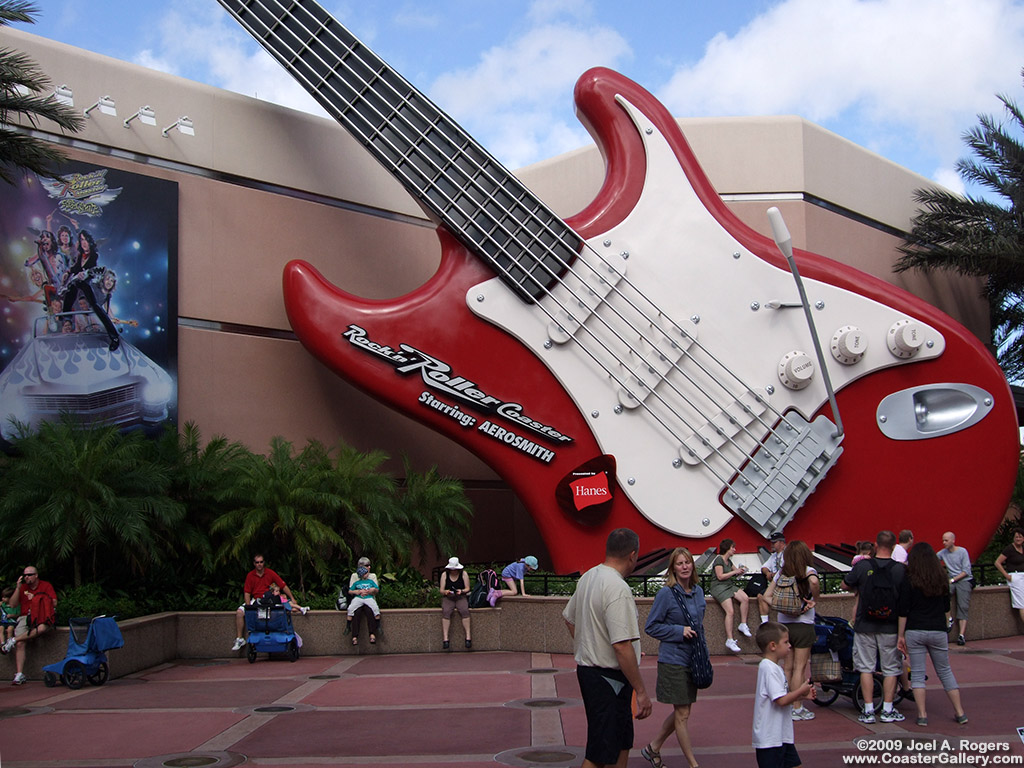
left=437, top=562, right=1009, bottom=597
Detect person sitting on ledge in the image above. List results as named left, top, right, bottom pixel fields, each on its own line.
left=440, top=556, right=472, bottom=650
left=1, top=566, right=57, bottom=686
left=231, top=554, right=299, bottom=651
left=346, top=556, right=381, bottom=646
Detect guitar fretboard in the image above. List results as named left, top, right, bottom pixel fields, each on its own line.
left=218, top=0, right=582, bottom=302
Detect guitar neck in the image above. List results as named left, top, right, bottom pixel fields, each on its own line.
left=218, top=0, right=581, bottom=302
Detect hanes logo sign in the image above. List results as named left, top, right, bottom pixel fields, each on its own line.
left=571, top=473, right=611, bottom=510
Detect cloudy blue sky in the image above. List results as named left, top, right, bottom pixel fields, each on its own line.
left=19, top=0, right=1024, bottom=193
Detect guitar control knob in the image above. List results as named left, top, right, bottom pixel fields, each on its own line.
left=831, top=325, right=867, bottom=365
left=887, top=319, right=924, bottom=359
left=778, top=351, right=814, bottom=390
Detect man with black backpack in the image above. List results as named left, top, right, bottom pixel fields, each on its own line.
left=843, top=530, right=906, bottom=724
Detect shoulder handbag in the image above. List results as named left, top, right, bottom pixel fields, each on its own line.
left=669, top=586, right=714, bottom=689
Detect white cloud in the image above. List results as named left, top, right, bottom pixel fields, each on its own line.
left=932, top=167, right=965, bottom=196
left=140, top=3, right=328, bottom=117
left=657, top=0, right=1024, bottom=159
left=428, top=21, right=631, bottom=166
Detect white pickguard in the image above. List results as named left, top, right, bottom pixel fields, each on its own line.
left=467, top=96, right=943, bottom=537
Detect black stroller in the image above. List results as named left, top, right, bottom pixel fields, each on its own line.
left=812, top=614, right=910, bottom=710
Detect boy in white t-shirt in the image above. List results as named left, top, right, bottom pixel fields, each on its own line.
left=753, top=621, right=815, bottom=768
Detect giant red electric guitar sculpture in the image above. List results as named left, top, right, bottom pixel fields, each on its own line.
left=220, top=0, right=1019, bottom=572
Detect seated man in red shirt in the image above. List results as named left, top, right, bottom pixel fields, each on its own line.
left=232, top=554, right=300, bottom=651
left=2, top=566, right=58, bottom=685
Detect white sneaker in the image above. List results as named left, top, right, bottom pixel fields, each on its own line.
left=12, top=672, right=25, bottom=685
left=299, top=606, right=309, bottom=615
left=737, top=622, right=752, bottom=637
left=2, top=637, right=15, bottom=654
left=231, top=637, right=246, bottom=651
left=792, top=707, right=816, bottom=720
left=725, top=638, right=741, bottom=653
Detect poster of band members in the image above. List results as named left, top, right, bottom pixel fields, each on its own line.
left=0, top=160, right=178, bottom=444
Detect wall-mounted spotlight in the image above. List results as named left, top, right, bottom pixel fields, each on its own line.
left=123, top=106, right=156, bottom=128
left=161, top=116, right=195, bottom=138
left=84, top=95, right=117, bottom=118
left=52, top=84, right=74, bottom=107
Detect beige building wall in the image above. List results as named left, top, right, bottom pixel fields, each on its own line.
left=0, top=28, right=993, bottom=566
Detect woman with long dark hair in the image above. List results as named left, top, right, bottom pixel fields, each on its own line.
left=764, top=540, right=820, bottom=721
left=897, top=542, right=967, bottom=726
left=61, top=230, right=121, bottom=351
left=643, top=547, right=705, bottom=768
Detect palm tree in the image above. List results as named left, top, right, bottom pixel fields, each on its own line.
left=397, top=458, right=473, bottom=565
left=0, top=1, right=84, bottom=183
left=0, top=416, right=187, bottom=587
left=896, top=68, right=1024, bottom=379
left=212, top=437, right=354, bottom=592
left=153, top=421, right=253, bottom=569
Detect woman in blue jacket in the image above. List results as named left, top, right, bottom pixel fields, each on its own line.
left=642, top=547, right=706, bottom=768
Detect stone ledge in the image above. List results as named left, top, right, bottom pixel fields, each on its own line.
left=1, top=587, right=1019, bottom=682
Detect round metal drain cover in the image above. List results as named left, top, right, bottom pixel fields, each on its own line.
left=309, top=674, right=341, bottom=679
left=135, top=750, right=244, bottom=768
left=527, top=668, right=558, bottom=674
left=505, top=697, right=580, bottom=712
left=495, top=745, right=586, bottom=767
left=254, top=705, right=295, bottom=713
left=523, top=699, right=566, bottom=708
left=519, top=749, right=579, bottom=763
left=0, top=708, right=33, bottom=719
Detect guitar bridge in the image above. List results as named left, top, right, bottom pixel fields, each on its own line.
left=722, top=413, right=843, bottom=536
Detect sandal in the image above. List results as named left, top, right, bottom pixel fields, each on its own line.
left=351, top=636, right=359, bottom=646
left=369, top=634, right=376, bottom=645
left=640, top=744, right=663, bottom=768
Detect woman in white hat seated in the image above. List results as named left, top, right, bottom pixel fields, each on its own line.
left=440, top=556, right=472, bottom=650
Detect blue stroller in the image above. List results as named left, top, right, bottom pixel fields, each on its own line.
left=42, top=615, right=124, bottom=689
left=244, top=600, right=299, bottom=663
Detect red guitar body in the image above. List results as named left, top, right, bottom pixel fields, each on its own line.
left=283, top=68, right=1018, bottom=572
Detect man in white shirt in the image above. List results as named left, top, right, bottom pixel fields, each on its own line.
left=757, top=531, right=786, bottom=624
left=564, top=528, right=652, bottom=768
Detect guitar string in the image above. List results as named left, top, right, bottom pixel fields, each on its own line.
left=224, top=0, right=802, bottom=493
left=225, top=0, right=820, bottom=495
left=223, top=0, right=819, bottom=500
left=218, top=0, right=784, bottom=490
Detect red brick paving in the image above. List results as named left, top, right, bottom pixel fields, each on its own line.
left=0, top=637, right=1022, bottom=767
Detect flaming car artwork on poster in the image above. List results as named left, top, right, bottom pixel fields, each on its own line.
left=219, top=0, right=1019, bottom=572
left=0, top=161, right=178, bottom=444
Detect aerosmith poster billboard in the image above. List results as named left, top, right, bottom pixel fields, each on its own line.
left=0, top=160, right=178, bottom=444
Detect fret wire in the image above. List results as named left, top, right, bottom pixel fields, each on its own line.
left=224, top=0, right=789, bottom=477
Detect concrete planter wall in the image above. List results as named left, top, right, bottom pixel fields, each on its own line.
left=2, top=587, right=1020, bottom=682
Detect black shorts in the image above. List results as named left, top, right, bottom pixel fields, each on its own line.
left=576, top=665, right=634, bottom=765
left=756, top=743, right=802, bottom=768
